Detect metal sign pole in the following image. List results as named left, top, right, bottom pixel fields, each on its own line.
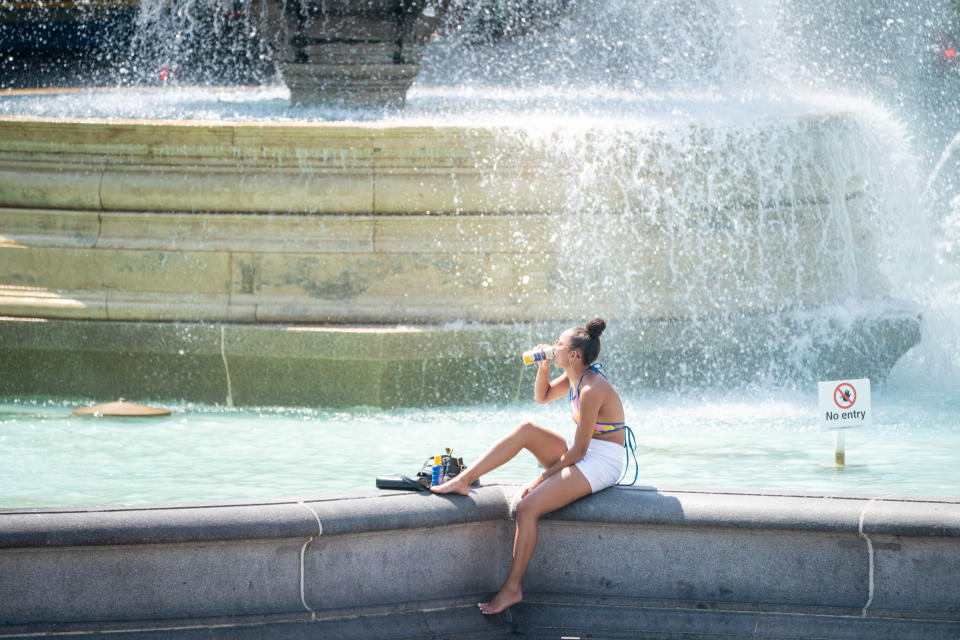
left=834, top=430, right=846, bottom=468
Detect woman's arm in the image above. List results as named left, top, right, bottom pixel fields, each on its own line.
left=533, top=359, right=569, bottom=404
left=522, top=382, right=602, bottom=496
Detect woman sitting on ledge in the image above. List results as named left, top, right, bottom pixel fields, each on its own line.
left=432, top=316, right=636, bottom=615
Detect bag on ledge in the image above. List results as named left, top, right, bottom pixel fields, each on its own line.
left=375, top=448, right=466, bottom=491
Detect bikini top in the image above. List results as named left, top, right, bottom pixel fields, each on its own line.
left=569, top=363, right=627, bottom=434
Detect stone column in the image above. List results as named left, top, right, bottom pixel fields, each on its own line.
left=251, top=0, right=446, bottom=108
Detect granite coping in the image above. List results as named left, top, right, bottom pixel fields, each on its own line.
left=1, top=485, right=958, bottom=550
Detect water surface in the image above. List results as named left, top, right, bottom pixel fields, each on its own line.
left=3, top=386, right=958, bottom=509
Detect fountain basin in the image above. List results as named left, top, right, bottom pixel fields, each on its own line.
left=0, top=107, right=921, bottom=404
left=0, top=313, right=919, bottom=407
left=1, top=486, right=958, bottom=639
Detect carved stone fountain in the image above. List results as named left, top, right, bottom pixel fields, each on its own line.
left=0, top=1, right=924, bottom=406
left=250, top=0, right=447, bottom=107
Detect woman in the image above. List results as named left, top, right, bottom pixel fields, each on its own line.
left=432, top=317, right=635, bottom=615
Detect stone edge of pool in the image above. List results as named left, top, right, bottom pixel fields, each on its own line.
left=0, top=486, right=958, bottom=639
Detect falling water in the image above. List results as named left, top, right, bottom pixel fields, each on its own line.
left=418, top=0, right=942, bottom=392
left=3, top=0, right=957, bottom=381
left=3, top=0, right=957, bottom=385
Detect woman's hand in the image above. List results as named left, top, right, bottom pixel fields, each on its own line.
left=535, top=343, right=553, bottom=369
left=521, top=474, right=546, bottom=498
left=533, top=345, right=567, bottom=404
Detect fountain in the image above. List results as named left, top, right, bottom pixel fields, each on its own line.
left=0, top=99, right=922, bottom=405
left=0, top=0, right=928, bottom=406
left=248, top=0, right=447, bottom=107
left=2, top=3, right=959, bottom=638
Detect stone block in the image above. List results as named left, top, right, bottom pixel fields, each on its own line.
left=302, top=521, right=502, bottom=611
left=0, top=502, right=320, bottom=548
left=99, top=166, right=374, bottom=214
left=0, top=318, right=228, bottom=404
left=104, top=292, right=232, bottom=322
left=228, top=124, right=375, bottom=167
left=371, top=214, right=549, bottom=254
left=0, top=284, right=107, bottom=319
left=525, top=521, right=869, bottom=608
left=217, top=323, right=538, bottom=406
left=225, top=354, right=380, bottom=406
left=0, top=246, right=230, bottom=296
left=870, top=534, right=960, bottom=616
left=516, top=598, right=960, bottom=640
left=514, top=599, right=764, bottom=639
left=0, top=539, right=305, bottom=624
left=0, top=208, right=100, bottom=248
left=552, top=488, right=869, bottom=532
left=225, top=324, right=388, bottom=360
left=235, top=250, right=538, bottom=322
left=0, top=164, right=103, bottom=211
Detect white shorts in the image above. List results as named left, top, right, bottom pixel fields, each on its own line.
left=569, top=438, right=625, bottom=493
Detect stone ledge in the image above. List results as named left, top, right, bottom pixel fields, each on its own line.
left=547, top=485, right=960, bottom=536
left=0, top=115, right=874, bottom=216
left=0, top=486, right=958, bottom=638
left=3, top=485, right=957, bottom=550
left=0, top=486, right=511, bottom=549
left=0, top=501, right=319, bottom=549
left=305, top=485, right=511, bottom=537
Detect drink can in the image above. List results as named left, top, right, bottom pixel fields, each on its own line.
left=522, top=346, right=553, bottom=365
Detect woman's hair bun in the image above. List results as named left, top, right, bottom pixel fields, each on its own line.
left=585, top=317, right=606, bottom=339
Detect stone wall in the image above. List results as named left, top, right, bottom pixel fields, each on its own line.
left=0, top=116, right=893, bottom=325
left=0, top=315, right=920, bottom=406
left=1, top=486, right=958, bottom=639
left=0, top=115, right=922, bottom=403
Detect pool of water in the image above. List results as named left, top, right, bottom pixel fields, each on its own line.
left=3, top=385, right=959, bottom=509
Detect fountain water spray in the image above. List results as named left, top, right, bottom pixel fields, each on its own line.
left=1, top=0, right=956, bottom=405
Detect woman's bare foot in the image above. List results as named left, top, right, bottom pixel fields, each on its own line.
left=478, top=585, right=522, bottom=615
left=430, top=475, right=471, bottom=495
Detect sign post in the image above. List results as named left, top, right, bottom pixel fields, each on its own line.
left=818, top=378, right=871, bottom=468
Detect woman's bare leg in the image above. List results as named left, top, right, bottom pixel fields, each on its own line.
left=431, top=422, right=567, bottom=495
left=478, top=465, right=592, bottom=614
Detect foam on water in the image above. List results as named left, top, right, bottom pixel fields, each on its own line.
left=0, top=84, right=893, bottom=126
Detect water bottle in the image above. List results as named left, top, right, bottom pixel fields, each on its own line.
left=522, top=346, right=553, bottom=365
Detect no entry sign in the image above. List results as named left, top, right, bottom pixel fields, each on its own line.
left=819, top=378, right=871, bottom=432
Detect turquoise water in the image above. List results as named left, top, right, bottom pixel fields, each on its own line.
left=2, top=384, right=958, bottom=509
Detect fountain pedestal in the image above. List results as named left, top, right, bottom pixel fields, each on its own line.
left=251, top=0, right=445, bottom=108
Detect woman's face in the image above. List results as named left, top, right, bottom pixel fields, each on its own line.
left=553, top=330, right=578, bottom=367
